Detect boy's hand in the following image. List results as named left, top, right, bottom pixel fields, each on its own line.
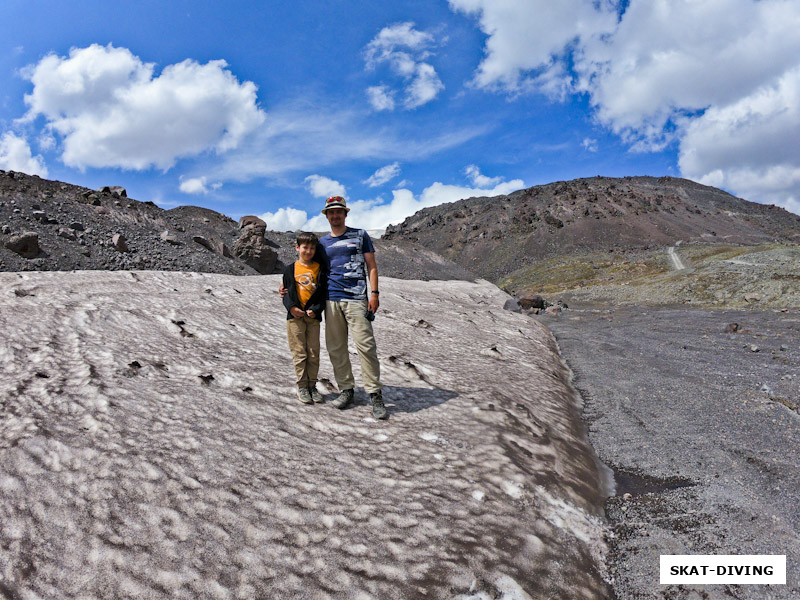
left=290, top=306, right=304, bottom=318
left=306, top=309, right=316, bottom=319
left=368, top=294, right=380, bottom=314
left=278, top=284, right=288, bottom=298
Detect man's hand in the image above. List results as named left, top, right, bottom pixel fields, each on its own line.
left=368, top=293, right=380, bottom=314
left=306, top=309, right=316, bottom=319
left=290, top=306, right=304, bottom=318
left=279, top=284, right=288, bottom=298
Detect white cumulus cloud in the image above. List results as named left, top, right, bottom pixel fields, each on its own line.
left=20, top=44, right=265, bottom=171
left=179, top=176, right=221, bottom=195
left=464, top=165, right=503, bottom=188
left=679, top=64, right=800, bottom=208
left=274, top=172, right=524, bottom=233
left=451, top=0, right=800, bottom=211
left=0, top=132, right=48, bottom=176
left=366, top=86, right=396, bottom=111
left=331, top=176, right=524, bottom=231
left=582, top=138, right=598, bottom=152
left=448, top=0, right=616, bottom=94
left=405, top=63, right=445, bottom=109
left=364, top=22, right=444, bottom=110
left=364, top=162, right=401, bottom=187
left=304, top=175, right=346, bottom=199
left=258, top=207, right=311, bottom=232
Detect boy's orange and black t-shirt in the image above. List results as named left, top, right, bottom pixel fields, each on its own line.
left=294, top=261, right=320, bottom=309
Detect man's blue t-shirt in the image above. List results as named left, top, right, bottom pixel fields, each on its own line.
left=320, top=227, right=374, bottom=301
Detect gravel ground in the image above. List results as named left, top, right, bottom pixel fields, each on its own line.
left=541, top=304, right=799, bottom=599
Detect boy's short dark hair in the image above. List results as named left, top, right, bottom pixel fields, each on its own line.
left=295, top=231, right=318, bottom=246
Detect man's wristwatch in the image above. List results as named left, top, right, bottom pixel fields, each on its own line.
left=371, top=290, right=380, bottom=295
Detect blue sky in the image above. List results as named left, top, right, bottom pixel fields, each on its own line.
left=2, top=1, right=799, bottom=231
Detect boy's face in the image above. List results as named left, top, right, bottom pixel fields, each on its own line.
left=296, top=242, right=316, bottom=263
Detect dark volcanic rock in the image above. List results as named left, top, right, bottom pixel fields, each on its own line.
left=518, top=293, right=547, bottom=310
left=111, top=233, right=128, bottom=253
left=238, top=215, right=267, bottom=231
left=383, top=176, right=800, bottom=282
left=0, top=169, right=477, bottom=281
left=0, top=170, right=258, bottom=275
left=233, top=228, right=278, bottom=274
left=192, top=235, right=215, bottom=252
left=5, top=231, right=39, bottom=258
left=99, top=186, right=127, bottom=198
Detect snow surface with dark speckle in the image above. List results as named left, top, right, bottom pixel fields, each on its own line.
left=1, top=271, right=610, bottom=599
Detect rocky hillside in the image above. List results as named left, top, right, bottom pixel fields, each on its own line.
left=383, top=176, right=800, bottom=281
left=0, top=170, right=264, bottom=275
left=0, top=170, right=475, bottom=281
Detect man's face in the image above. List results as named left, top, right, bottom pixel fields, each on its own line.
left=296, top=243, right=316, bottom=263
left=325, top=208, right=346, bottom=227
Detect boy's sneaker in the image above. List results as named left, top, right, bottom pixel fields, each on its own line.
left=296, top=388, right=313, bottom=404
left=332, top=388, right=354, bottom=409
left=308, top=385, right=323, bottom=403
left=369, top=391, right=387, bottom=420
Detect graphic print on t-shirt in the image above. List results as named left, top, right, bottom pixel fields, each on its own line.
left=321, top=228, right=374, bottom=301
left=294, top=261, right=320, bottom=307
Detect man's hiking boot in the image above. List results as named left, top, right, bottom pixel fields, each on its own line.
left=308, top=385, right=323, bottom=403
left=296, top=387, right=313, bottom=404
left=370, top=391, right=387, bottom=420
left=332, top=388, right=354, bottom=409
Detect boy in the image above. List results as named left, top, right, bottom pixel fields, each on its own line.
left=282, top=232, right=328, bottom=404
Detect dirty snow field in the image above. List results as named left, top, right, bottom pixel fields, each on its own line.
left=1, top=271, right=610, bottom=599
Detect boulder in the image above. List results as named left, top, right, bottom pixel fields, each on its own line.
left=58, top=228, right=77, bottom=241
left=160, top=230, right=182, bottom=245
left=99, top=186, right=127, bottom=198
left=518, top=293, right=547, bottom=310
left=238, top=215, right=267, bottom=233
left=80, top=191, right=101, bottom=204
left=193, top=235, right=215, bottom=252
left=544, top=213, right=564, bottom=228
left=216, top=241, right=233, bottom=258
left=233, top=228, right=278, bottom=274
left=544, top=305, right=562, bottom=316
left=744, top=292, right=762, bottom=303
left=503, top=298, right=521, bottom=313
left=112, top=234, right=129, bottom=253
left=5, top=231, right=39, bottom=258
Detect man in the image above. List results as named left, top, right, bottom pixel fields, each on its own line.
left=281, top=196, right=386, bottom=419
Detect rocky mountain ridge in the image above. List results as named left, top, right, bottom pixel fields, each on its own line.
left=0, top=170, right=475, bottom=281
left=383, top=175, right=800, bottom=282
left=0, top=170, right=262, bottom=275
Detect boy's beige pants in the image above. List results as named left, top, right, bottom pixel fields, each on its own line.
left=286, top=315, right=320, bottom=388
left=324, top=300, right=382, bottom=394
